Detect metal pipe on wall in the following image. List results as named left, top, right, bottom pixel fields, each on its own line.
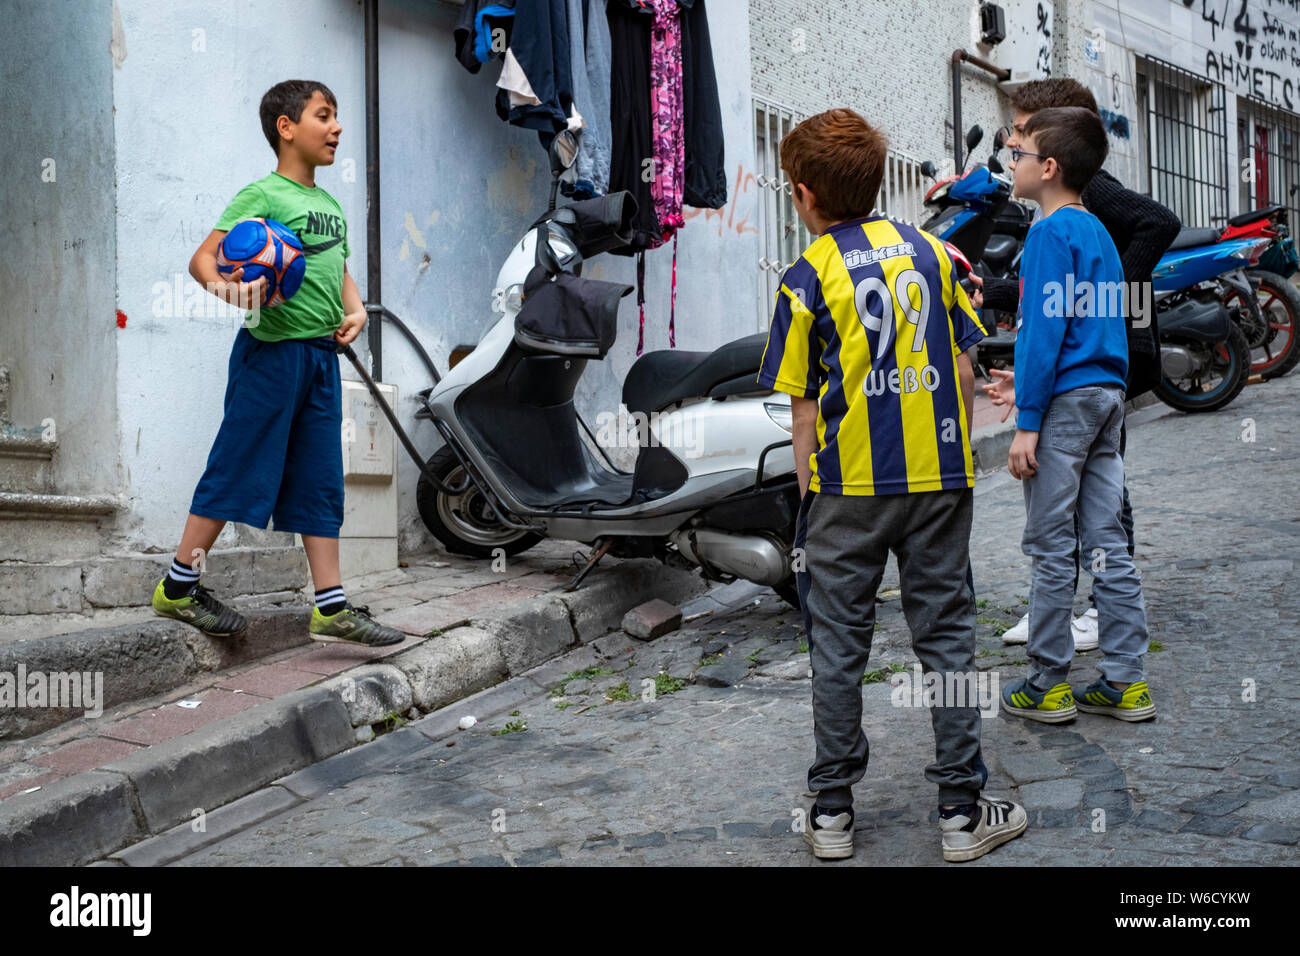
left=951, top=49, right=1011, bottom=171
left=365, top=0, right=382, bottom=380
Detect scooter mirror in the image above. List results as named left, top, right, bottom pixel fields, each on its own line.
left=966, top=125, right=984, bottom=152
left=993, top=126, right=1006, bottom=150
left=550, top=130, right=580, bottom=177
left=920, top=160, right=937, bottom=180
left=989, top=155, right=1004, bottom=174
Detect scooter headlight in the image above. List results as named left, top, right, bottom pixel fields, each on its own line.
left=504, top=283, right=525, bottom=312
left=764, top=400, right=793, bottom=432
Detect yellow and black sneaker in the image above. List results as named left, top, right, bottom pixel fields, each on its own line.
left=309, top=603, right=405, bottom=647
left=1000, top=677, right=1077, bottom=723
left=151, top=578, right=247, bottom=637
left=1074, top=678, right=1156, bottom=722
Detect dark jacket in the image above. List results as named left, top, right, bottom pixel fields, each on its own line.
left=495, top=0, right=574, bottom=134
left=679, top=0, right=727, bottom=209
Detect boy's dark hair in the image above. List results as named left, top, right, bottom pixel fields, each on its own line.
left=1022, top=106, right=1109, bottom=192
left=1009, top=78, right=1099, bottom=116
left=780, top=108, right=889, bottom=222
left=259, top=80, right=337, bottom=155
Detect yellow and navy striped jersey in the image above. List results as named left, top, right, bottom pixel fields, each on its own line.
left=757, top=216, right=987, bottom=496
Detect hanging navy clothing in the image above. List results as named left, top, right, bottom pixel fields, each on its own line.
left=679, top=0, right=726, bottom=209
left=495, top=0, right=575, bottom=136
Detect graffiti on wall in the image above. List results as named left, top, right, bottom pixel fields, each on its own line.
left=1184, top=0, right=1300, bottom=109
left=681, top=164, right=760, bottom=238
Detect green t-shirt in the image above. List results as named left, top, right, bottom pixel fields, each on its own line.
left=214, top=171, right=351, bottom=342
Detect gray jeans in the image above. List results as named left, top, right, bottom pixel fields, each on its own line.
left=805, top=488, right=987, bottom=808
left=1023, top=386, right=1149, bottom=687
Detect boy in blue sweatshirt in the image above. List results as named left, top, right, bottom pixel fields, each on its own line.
left=1000, top=107, right=1155, bottom=723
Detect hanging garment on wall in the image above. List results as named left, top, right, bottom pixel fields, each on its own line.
left=678, top=0, right=726, bottom=209
left=648, top=0, right=685, bottom=240
left=606, top=0, right=661, bottom=253
left=497, top=48, right=542, bottom=108
left=454, top=0, right=518, bottom=73
left=566, top=0, right=613, bottom=199
left=495, top=0, right=575, bottom=136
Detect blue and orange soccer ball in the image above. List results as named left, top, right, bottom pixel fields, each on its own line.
left=216, top=218, right=306, bottom=307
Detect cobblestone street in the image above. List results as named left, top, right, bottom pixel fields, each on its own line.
left=153, top=376, right=1300, bottom=867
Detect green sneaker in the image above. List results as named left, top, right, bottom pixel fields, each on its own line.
left=309, top=603, right=405, bottom=647
left=1074, top=678, right=1156, bottom=721
left=1000, top=678, right=1077, bottom=723
left=151, top=578, right=247, bottom=637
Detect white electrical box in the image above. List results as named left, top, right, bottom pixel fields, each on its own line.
left=982, top=0, right=1053, bottom=88
left=328, top=380, right=399, bottom=577
left=343, top=380, right=397, bottom=481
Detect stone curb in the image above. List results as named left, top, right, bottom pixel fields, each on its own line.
left=0, top=608, right=312, bottom=740
left=0, top=559, right=708, bottom=866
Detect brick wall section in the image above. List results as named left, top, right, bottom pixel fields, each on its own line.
left=748, top=0, right=1013, bottom=165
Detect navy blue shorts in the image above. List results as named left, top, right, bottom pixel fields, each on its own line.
left=191, top=327, right=344, bottom=537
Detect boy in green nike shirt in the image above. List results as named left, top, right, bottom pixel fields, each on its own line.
left=151, top=80, right=403, bottom=648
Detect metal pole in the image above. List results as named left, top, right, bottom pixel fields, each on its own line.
left=365, top=0, right=382, bottom=380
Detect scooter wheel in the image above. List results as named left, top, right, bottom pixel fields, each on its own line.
left=415, top=446, right=543, bottom=559
left=1153, top=322, right=1250, bottom=414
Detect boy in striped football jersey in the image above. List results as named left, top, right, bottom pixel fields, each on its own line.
left=758, top=108, right=1026, bottom=863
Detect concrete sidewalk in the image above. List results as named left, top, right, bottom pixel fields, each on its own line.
left=0, top=541, right=708, bottom=865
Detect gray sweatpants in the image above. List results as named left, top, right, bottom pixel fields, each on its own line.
left=805, top=488, right=987, bottom=808
left=1022, top=385, right=1149, bottom=687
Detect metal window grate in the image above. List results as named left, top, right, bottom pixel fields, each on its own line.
left=1137, top=56, right=1229, bottom=229
left=1239, top=95, right=1300, bottom=229
left=752, top=97, right=929, bottom=330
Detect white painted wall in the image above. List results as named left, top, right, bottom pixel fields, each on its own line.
left=103, top=0, right=758, bottom=557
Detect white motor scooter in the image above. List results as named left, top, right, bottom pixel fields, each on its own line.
left=343, top=130, right=800, bottom=602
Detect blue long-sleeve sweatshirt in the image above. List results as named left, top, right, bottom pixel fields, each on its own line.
left=1014, top=206, right=1129, bottom=431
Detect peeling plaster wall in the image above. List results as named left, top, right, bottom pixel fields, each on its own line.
left=0, top=1, right=120, bottom=498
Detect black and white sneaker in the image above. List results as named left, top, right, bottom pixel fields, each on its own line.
left=939, top=796, right=1027, bottom=862
left=804, top=804, right=854, bottom=860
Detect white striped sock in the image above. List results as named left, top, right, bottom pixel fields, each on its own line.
left=168, top=560, right=201, bottom=582
left=315, top=587, right=346, bottom=609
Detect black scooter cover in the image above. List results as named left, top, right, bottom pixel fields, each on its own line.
left=533, top=192, right=638, bottom=258
left=514, top=264, right=633, bottom=358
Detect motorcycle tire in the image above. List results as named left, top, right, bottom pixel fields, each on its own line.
left=1246, top=269, right=1300, bottom=380
left=1153, top=322, right=1251, bottom=414
left=415, top=446, right=543, bottom=559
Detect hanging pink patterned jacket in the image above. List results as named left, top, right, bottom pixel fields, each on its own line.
left=648, top=0, right=685, bottom=242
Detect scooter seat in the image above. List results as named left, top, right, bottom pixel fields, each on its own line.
left=622, top=332, right=771, bottom=417
left=1227, top=203, right=1285, bottom=227
left=1166, top=227, right=1224, bottom=251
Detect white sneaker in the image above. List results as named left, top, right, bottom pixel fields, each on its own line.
left=940, top=796, right=1027, bottom=862
left=1001, top=612, right=1030, bottom=645
left=1071, top=608, right=1099, bottom=651
left=803, top=806, right=854, bottom=860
